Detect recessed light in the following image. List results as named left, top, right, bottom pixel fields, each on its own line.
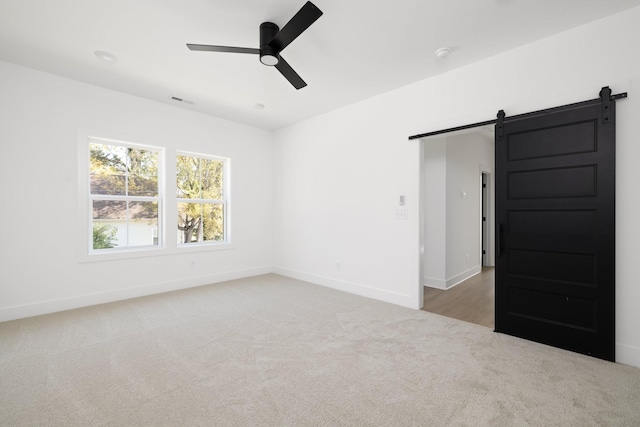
left=434, top=47, right=451, bottom=60
left=94, top=50, right=117, bottom=62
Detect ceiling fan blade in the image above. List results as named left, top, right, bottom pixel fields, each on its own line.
left=275, top=56, right=307, bottom=90
left=187, top=44, right=260, bottom=55
left=268, top=1, right=323, bottom=51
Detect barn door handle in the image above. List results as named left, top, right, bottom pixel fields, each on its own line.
left=497, top=223, right=504, bottom=257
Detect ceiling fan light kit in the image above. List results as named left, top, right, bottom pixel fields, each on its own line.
left=187, top=1, right=323, bottom=89
left=259, top=22, right=280, bottom=66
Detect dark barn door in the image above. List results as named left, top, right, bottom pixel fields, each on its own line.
left=495, top=88, right=617, bottom=361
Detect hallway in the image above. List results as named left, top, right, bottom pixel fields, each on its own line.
left=422, top=267, right=494, bottom=328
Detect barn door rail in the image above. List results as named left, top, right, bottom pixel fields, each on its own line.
left=408, top=86, right=627, bottom=141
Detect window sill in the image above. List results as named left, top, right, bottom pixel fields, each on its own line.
left=176, top=242, right=235, bottom=254
left=78, top=243, right=235, bottom=263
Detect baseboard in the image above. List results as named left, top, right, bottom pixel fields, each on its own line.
left=423, top=276, right=447, bottom=290
left=616, top=342, right=640, bottom=368
left=423, top=266, right=482, bottom=290
left=273, top=266, right=418, bottom=309
left=446, top=266, right=481, bottom=289
left=0, top=266, right=272, bottom=322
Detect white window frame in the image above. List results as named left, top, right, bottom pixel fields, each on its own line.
left=176, top=151, right=230, bottom=247
left=77, top=130, right=234, bottom=263
left=78, top=131, right=165, bottom=262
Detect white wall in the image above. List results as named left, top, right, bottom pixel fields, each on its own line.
left=0, top=60, right=274, bottom=320
left=423, top=136, right=447, bottom=288
left=273, top=6, right=640, bottom=367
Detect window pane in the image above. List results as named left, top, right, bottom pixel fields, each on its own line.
left=176, top=155, right=200, bottom=198
left=177, top=202, right=202, bottom=244
left=92, top=200, right=127, bottom=249
left=88, top=140, right=163, bottom=253
left=129, top=201, right=158, bottom=247
left=128, top=148, right=158, bottom=197
left=202, top=203, right=224, bottom=242
left=90, top=144, right=126, bottom=195
left=201, top=158, right=224, bottom=200
left=176, top=153, right=226, bottom=247
left=93, top=200, right=127, bottom=220
left=92, top=223, right=120, bottom=250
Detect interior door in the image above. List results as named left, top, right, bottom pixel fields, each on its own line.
left=495, top=89, right=616, bottom=361
left=482, top=173, right=488, bottom=266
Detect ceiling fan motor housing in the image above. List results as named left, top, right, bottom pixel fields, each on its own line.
left=260, top=22, right=280, bottom=66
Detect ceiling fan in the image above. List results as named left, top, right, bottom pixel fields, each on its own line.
left=187, top=1, right=323, bottom=90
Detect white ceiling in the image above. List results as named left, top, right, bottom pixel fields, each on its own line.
left=2, top=0, right=640, bottom=130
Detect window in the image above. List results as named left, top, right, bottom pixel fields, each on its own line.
left=176, top=153, right=227, bottom=245
left=89, top=139, right=161, bottom=251
left=81, top=133, right=230, bottom=260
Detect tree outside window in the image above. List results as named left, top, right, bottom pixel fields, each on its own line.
left=176, top=154, right=226, bottom=244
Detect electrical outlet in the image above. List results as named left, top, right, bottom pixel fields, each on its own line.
left=395, top=209, right=409, bottom=220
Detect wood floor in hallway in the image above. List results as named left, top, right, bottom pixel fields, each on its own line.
left=422, top=267, right=495, bottom=329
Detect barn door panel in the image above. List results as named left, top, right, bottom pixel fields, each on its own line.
left=495, top=87, right=618, bottom=361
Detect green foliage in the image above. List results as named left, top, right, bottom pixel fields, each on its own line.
left=89, top=143, right=224, bottom=246
left=93, top=223, right=118, bottom=249
left=89, top=143, right=158, bottom=197
left=177, top=156, right=224, bottom=243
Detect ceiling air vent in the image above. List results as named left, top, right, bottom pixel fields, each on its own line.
left=169, top=96, right=194, bottom=104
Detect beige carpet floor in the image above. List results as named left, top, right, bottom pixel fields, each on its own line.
left=1, top=274, right=639, bottom=426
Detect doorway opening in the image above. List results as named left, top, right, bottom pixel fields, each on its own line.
left=420, top=125, right=495, bottom=328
